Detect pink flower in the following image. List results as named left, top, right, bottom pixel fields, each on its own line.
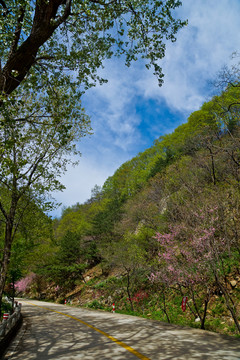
left=15, top=273, right=36, bottom=292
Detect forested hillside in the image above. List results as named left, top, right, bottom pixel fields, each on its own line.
left=5, top=69, right=240, bottom=336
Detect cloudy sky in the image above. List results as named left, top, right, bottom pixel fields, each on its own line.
left=50, top=0, right=240, bottom=217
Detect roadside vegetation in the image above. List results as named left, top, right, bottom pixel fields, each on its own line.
left=1, top=0, right=239, bottom=339
left=4, top=60, right=240, bottom=337
left=0, top=0, right=186, bottom=317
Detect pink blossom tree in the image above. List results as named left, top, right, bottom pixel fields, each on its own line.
left=150, top=223, right=213, bottom=329
left=151, top=206, right=240, bottom=332
left=15, top=273, right=36, bottom=294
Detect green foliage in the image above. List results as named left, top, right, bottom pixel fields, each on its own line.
left=0, top=85, right=91, bottom=211
left=0, top=78, right=92, bottom=311
left=211, top=302, right=226, bottom=316
left=1, top=299, right=12, bottom=316
left=91, top=197, right=124, bottom=239
left=0, top=0, right=186, bottom=99
left=17, top=61, right=240, bottom=336
left=93, top=276, right=122, bottom=289
left=86, top=300, right=104, bottom=310
left=39, top=231, right=87, bottom=290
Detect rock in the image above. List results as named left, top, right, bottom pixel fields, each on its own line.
left=230, top=280, right=237, bottom=288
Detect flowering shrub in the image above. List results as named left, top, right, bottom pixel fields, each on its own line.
left=132, top=290, right=149, bottom=304
left=15, top=273, right=36, bottom=293
left=150, top=206, right=224, bottom=287
left=150, top=205, right=240, bottom=332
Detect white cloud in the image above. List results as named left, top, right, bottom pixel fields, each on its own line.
left=50, top=154, right=125, bottom=217
left=136, top=0, right=240, bottom=112
left=83, top=62, right=144, bottom=152
left=50, top=0, right=240, bottom=216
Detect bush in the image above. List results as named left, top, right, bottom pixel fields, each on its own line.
left=86, top=300, right=104, bottom=309
left=1, top=299, right=12, bottom=319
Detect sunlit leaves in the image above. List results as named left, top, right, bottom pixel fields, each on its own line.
left=0, top=80, right=91, bottom=214
left=0, top=0, right=186, bottom=97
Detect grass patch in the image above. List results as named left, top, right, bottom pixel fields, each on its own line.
left=85, top=300, right=105, bottom=310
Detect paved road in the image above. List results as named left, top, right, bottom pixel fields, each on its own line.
left=3, top=299, right=240, bottom=359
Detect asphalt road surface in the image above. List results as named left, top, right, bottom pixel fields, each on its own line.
left=3, top=299, right=240, bottom=360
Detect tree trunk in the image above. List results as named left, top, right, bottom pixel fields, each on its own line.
left=208, top=146, right=216, bottom=185
left=201, top=298, right=209, bottom=330
left=1, top=0, right=72, bottom=97
left=217, top=279, right=240, bottom=333
left=11, top=274, right=16, bottom=314
left=0, top=220, right=14, bottom=317
left=126, top=271, right=134, bottom=312
left=190, top=287, right=202, bottom=322
left=162, top=288, right=171, bottom=323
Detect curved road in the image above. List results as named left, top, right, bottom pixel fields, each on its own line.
left=3, top=299, right=240, bottom=359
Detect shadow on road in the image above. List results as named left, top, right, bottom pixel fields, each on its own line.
left=4, top=301, right=240, bottom=360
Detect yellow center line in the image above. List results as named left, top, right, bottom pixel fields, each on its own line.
left=23, top=301, right=150, bottom=360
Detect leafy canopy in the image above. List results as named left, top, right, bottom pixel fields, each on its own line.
left=0, top=0, right=187, bottom=99
left=0, top=81, right=91, bottom=220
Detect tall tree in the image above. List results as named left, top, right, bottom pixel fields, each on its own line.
left=0, top=84, right=91, bottom=313
left=102, top=231, right=148, bottom=311
left=44, top=231, right=87, bottom=291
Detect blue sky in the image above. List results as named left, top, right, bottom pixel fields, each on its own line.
left=50, top=0, right=240, bottom=217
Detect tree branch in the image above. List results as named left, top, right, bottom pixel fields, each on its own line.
left=0, top=200, right=7, bottom=220
left=0, top=0, right=9, bottom=15
left=8, top=6, right=26, bottom=60
left=0, top=0, right=7, bottom=9
left=1, top=0, right=73, bottom=96
left=12, top=198, right=31, bottom=239
left=49, top=0, right=72, bottom=28
left=227, top=102, right=240, bottom=112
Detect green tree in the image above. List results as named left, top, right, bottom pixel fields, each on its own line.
left=0, top=0, right=186, bottom=102
left=45, top=231, right=87, bottom=291
left=3, top=204, right=53, bottom=309
left=0, top=86, right=90, bottom=313
left=102, top=231, right=148, bottom=311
